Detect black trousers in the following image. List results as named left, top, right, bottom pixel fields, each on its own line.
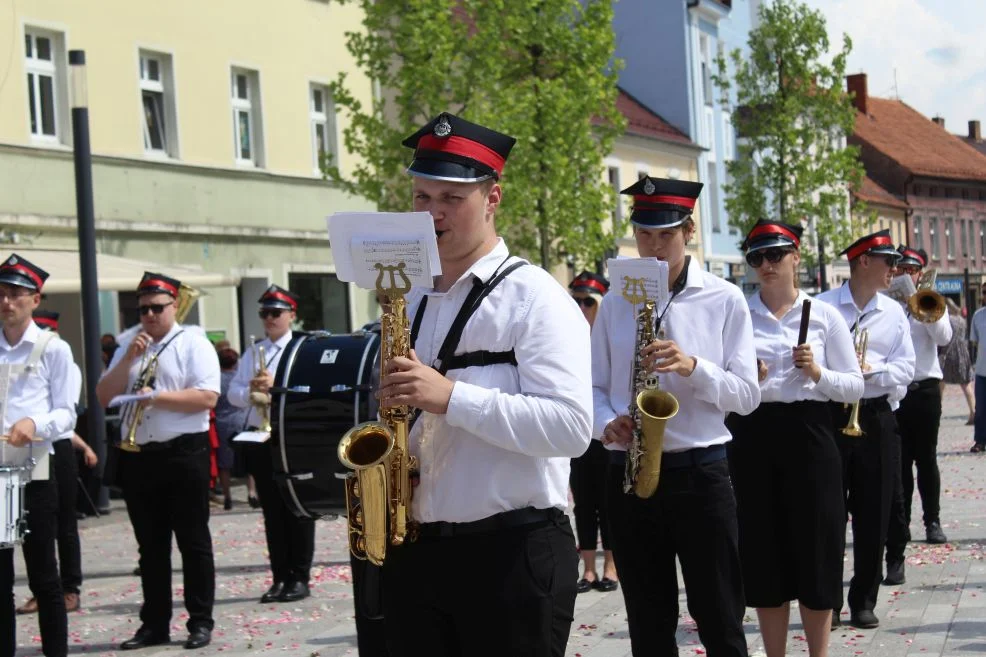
left=2, top=547, right=13, bottom=657
left=382, top=510, right=578, bottom=657
left=21, top=479, right=67, bottom=657
left=351, top=553, right=389, bottom=656
left=896, top=381, right=943, bottom=526
left=51, top=440, right=82, bottom=594
left=121, top=432, right=215, bottom=634
left=606, top=455, right=748, bottom=657
left=833, top=400, right=898, bottom=614
left=244, top=443, right=315, bottom=585
left=570, top=440, right=612, bottom=551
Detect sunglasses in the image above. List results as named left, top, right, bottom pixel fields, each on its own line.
left=259, top=308, right=284, bottom=319
left=138, top=302, right=174, bottom=316
left=745, top=248, right=792, bottom=268
left=573, top=296, right=597, bottom=308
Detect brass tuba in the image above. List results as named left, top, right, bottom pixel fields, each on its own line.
left=907, top=268, right=946, bottom=323
left=841, top=327, right=869, bottom=437
left=337, top=262, right=417, bottom=566
left=119, top=284, right=201, bottom=452
left=623, top=278, right=679, bottom=498
left=248, top=336, right=272, bottom=434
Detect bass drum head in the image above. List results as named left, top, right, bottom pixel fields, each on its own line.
left=270, top=330, right=380, bottom=519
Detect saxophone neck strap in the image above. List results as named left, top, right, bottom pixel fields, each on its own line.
left=140, top=329, right=185, bottom=378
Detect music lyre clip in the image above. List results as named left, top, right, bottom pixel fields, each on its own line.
left=374, top=262, right=412, bottom=297
left=622, top=276, right=648, bottom=306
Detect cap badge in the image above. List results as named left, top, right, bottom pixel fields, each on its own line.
left=433, top=116, right=452, bottom=138
left=643, top=179, right=656, bottom=195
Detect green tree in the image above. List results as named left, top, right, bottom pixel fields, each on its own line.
left=324, top=0, right=625, bottom=269
left=713, top=0, right=866, bottom=266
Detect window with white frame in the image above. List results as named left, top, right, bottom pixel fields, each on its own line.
left=139, top=51, right=177, bottom=156
left=309, top=83, right=336, bottom=174
left=961, top=219, right=970, bottom=259
left=912, top=217, right=924, bottom=250
left=24, top=28, right=65, bottom=142
left=707, top=161, right=721, bottom=233
left=929, top=217, right=940, bottom=260
left=607, top=166, right=622, bottom=225
left=700, top=34, right=714, bottom=106
left=231, top=68, right=264, bottom=166
left=946, top=217, right=956, bottom=259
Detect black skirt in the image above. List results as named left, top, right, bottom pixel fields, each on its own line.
left=726, top=400, right=845, bottom=610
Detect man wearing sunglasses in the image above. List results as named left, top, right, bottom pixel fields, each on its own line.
left=816, top=230, right=915, bottom=630
left=227, top=284, right=314, bottom=604
left=97, top=272, right=221, bottom=650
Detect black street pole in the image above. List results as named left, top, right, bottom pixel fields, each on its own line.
left=817, top=232, right=829, bottom=292
left=964, top=266, right=972, bottom=335
left=69, top=50, right=106, bottom=465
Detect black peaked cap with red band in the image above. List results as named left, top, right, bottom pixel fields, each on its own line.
left=839, top=229, right=901, bottom=262
left=0, top=253, right=48, bottom=291
left=33, top=309, right=59, bottom=332
left=742, top=219, right=803, bottom=253
left=258, top=284, right=299, bottom=311
left=137, top=271, right=181, bottom=298
left=620, top=176, right=704, bottom=228
left=896, top=245, right=928, bottom=269
left=569, top=271, right=610, bottom=295
left=402, top=113, right=516, bottom=183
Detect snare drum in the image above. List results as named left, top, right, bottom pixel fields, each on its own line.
left=270, top=331, right=380, bottom=519
left=1, top=465, right=30, bottom=548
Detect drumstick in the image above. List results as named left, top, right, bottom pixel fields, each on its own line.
left=0, top=435, right=45, bottom=442
left=795, top=299, right=811, bottom=368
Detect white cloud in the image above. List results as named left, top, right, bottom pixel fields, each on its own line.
left=799, top=0, right=986, bottom=135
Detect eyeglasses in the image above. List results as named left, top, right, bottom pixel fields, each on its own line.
left=745, top=248, right=792, bottom=268
left=898, top=265, right=921, bottom=275
left=0, top=288, right=35, bottom=301
left=138, top=302, right=174, bottom=316
left=259, top=309, right=284, bottom=319
left=572, top=297, right=597, bottom=308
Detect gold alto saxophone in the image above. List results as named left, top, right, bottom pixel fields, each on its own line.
left=337, top=262, right=417, bottom=566
left=841, top=327, right=870, bottom=437
left=623, top=277, right=679, bottom=498
left=119, top=284, right=201, bottom=452
left=248, top=335, right=273, bottom=434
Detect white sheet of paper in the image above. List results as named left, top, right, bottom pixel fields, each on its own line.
left=607, top=257, right=670, bottom=309
left=232, top=430, right=270, bottom=444
left=327, top=212, right=441, bottom=289
left=107, top=391, right=154, bottom=409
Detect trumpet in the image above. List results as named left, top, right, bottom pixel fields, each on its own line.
left=908, top=268, right=946, bottom=323
left=248, top=335, right=272, bottom=434
left=841, top=328, right=870, bottom=437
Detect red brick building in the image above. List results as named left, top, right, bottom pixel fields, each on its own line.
left=848, top=73, right=986, bottom=306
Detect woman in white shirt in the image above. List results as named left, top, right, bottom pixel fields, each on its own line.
left=726, top=220, right=863, bottom=657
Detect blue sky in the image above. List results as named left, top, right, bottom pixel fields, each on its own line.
left=800, top=0, right=985, bottom=137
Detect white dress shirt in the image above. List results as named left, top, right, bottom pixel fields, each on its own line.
left=56, top=362, right=83, bottom=442
left=750, top=291, right=864, bottom=404
left=228, top=330, right=293, bottom=429
left=905, top=310, right=952, bottom=381
left=107, top=323, right=221, bottom=443
left=816, top=283, right=915, bottom=399
left=0, top=322, right=77, bottom=470
left=971, top=308, right=986, bottom=377
left=592, top=257, right=760, bottom=452
left=406, top=239, right=592, bottom=524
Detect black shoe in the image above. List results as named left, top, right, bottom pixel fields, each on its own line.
left=850, top=609, right=879, bottom=629
left=223, top=497, right=233, bottom=511
left=576, top=578, right=593, bottom=594
left=260, top=581, right=285, bottom=603
left=593, top=577, right=619, bottom=592
left=132, top=565, right=141, bottom=577
left=831, top=613, right=841, bottom=631
left=120, top=627, right=169, bottom=650
left=971, top=443, right=985, bottom=453
left=184, top=628, right=212, bottom=650
left=883, top=559, right=905, bottom=585
left=75, top=511, right=87, bottom=521
left=279, top=580, right=310, bottom=602
left=248, top=495, right=261, bottom=509
left=926, top=522, right=948, bottom=544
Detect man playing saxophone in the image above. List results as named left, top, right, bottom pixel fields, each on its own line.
left=374, top=113, right=592, bottom=657
left=228, top=284, right=314, bottom=604
left=592, top=177, right=760, bottom=657
left=816, top=230, right=915, bottom=629
left=96, top=272, right=220, bottom=651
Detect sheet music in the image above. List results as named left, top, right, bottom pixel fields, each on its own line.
left=352, top=238, right=431, bottom=289
left=327, top=212, right=441, bottom=289
left=606, top=257, right=670, bottom=309
left=232, top=430, right=270, bottom=444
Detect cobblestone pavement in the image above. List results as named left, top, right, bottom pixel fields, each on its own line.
left=12, top=385, right=986, bottom=656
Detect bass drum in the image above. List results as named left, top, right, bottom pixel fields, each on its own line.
left=270, top=330, right=380, bottom=519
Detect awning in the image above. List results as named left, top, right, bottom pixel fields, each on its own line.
left=11, top=248, right=239, bottom=294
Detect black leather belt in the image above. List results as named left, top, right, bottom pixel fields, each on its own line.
left=908, top=378, right=940, bottom=392
left=859, top=394, right=890, bottom=409
left=609, top=444, right=726, bottom=469
left=417, top=506, right=562, bottom=539
left=136, top=431, right=209, bottom=453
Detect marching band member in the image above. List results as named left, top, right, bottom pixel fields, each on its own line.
left=592, top=176, right=760, bottom=657
left=228, top=285, right=315, bottom=604
left=376, top=113, right=592, bottom=656
left=96, top=272, right=220, bottom=650
left=0, top=255, right=76, bottom=657
left=726, top=220, right=863, bottom=657
left=884, top=246, right=951, bottom=587
left=568, top=271, right=618, bottom=593
left=816, top=230, right=915, bottom=629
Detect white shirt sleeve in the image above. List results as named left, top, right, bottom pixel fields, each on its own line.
left=921, top=311, right=953, bottom=347
left=444, top=279, right=593, bottom=459
left=29, top=340, right=79, bottom=440
left=874, top=311, right=916, bottom=389
left=227, top=347, right=254, bottom=409
left=591, top=299, right=620, bottom=440
left=814, top=305, right=865, bottom=403
left=185, top=335, right=221, bottom=394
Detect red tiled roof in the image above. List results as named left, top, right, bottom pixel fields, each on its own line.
left=853, top=97, right=986, bottom=182
left=616, top=89, right=696, bottom=147
left=853, top=175, right=909, bottom=210
left=960, top=136, right=986, bottom=157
